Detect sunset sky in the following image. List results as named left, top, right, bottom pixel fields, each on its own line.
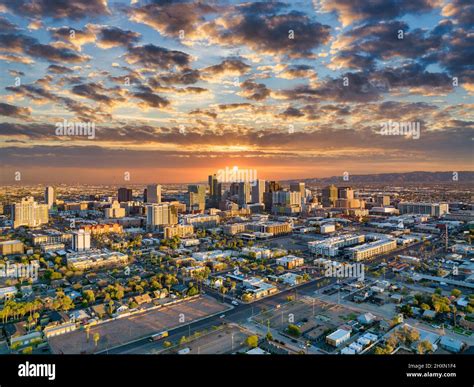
left=0, top=0, right=472, bottom=184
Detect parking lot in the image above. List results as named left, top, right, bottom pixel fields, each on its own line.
left=48, top=296, right=227, bottom=354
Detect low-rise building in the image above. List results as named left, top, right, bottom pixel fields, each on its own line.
left=0, top=240, right=24, bottom=255
left=164, top=224, right=194, bottom=239
left=347, top=238, right=397, bottom=261
left=67, top=249, right=128, bottom=270
left=326, top=329, right=351, bottom=347
left=276, top=255, right=304, bottom=269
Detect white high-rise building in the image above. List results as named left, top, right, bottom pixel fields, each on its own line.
left=72, top=229, right=91, bottom=252
left=45, top=186, right=56, bottom=209
left=12, top=197, right=49, bottom=229
left=146, top=184, right=162, bottom=203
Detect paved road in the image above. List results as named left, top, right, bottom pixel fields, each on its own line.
left=105, top=277, right=334, bottom=354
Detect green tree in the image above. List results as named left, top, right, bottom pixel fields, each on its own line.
left=287, top=324, right=301, bottom=337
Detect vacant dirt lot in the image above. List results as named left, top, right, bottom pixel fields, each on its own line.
left=49, top=296, right=227, bottom=354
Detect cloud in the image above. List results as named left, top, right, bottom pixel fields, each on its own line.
left=0, top=102, right=31, bottom=119
left=1, top=0, right=110, bottom=20
left=133, top=91, right=170, bottom=109
left=124, top=44, right=191, bottom=69
left=207, top=2, right=331, bottom=58
left=92, top=25, right=141, bottom=49
left=318, top=0, right=441, bottom=27
left=128, top=1, right=217, bottom=39
left=202, top=59, right=251, bottom=80
left=239, top=79, right=271, bottom=101
left=0, top=32, right=90, bottom=63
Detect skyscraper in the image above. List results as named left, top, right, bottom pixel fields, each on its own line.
left=146, top=203, right=178, bottom=229
left=290, top=182, right=305, bottom=204
left=338, top=186, right=354, bottom=200
left=208, top=174, right=221, bottom=206
left=251, top=179, right=266, bottom=204
left=72, top=229, right=91, bottom=252
left=238, top=181, right=251, bottom=206
left=322, top=185, right=338, bottom=207
left=118, top=187, right=133, bottom=203
left=272, top=191, right=301, bottom=206
left=263, top=181, right=281, bottom=211
left=186, top=185, right=206, bottom=212
left=45, top=186, right=56, bottom=209
left=12, top=197, right=49, bottom=229
left=146, top=184, right=161, bottom=203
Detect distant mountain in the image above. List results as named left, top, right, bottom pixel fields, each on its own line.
left=284, top=171, right=474, bottom=185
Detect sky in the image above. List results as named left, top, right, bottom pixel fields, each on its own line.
left=0, top=0, right=472, bottom=184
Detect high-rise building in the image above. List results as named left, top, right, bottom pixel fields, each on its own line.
left=118, top=187, right=133, bottom=203
left=263, top=181, right=281, bottom=212
left=12, top=197, right=49, bottom=229
left=72, top=229, right=91, bottom=252
left=146, top=203, right=178, bottom=229
left=290, top=182, right=305, bottom=203
left=251, top=179, right=266, bottom=204
left=375, top=195, right=390, bottom=206
left=208, top=174, right=221, bottom=206
left=238, top=181, right=251, bottom=206
left=322, top=185, right=338, bottom=207
left=45, top=186, right=56, bottom=209
left=272, top=190, right=301, bottom=206
left=186, top=185, right=206, bottom=212
left=338, top=186, right=354, bottom=200
left=105, top=200, right=126, bottom=218
left=146, top=184, right=161, bottom=203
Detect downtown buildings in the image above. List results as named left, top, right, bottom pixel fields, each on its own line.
left=12, top=197, right=49, bottom=229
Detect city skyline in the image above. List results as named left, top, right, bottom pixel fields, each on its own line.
left=0, top=0, right=473, bottom=184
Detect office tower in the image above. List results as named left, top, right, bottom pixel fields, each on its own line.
left=143, top=188, right=147, bottom=203
left=146, top=203, right=178, bottom=229
left=118, top=187, right=133, bottom=203
left=251, top=179, right=266, bottom=204
left=186, top=185, right=206, bottom=212
left=45, top=186, right=56, bottom=209
left=238, top=181, right=251, bottom=205
left=290, top=182, right=306, bottom=203
left=105, top=200, right=126, bottom=218
left=146, top=184, right=161, bottom=203
left=208, top=174, right=221, bottom=206
left=72, top=229, right=91, bottom=252
left=338, top=186, right=354, bottom=200
left=272, top=191, right=301, bottom=206
left=12, top=197, right=49, bottom=228
left=322, top=185, right=338, bottom=207
left=263, top=181, right=281, bottom=211
left=229, top=182, right=240, bottom=197
left=375, top=195, right=390, bottom=206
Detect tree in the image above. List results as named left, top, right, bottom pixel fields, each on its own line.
left=245, top=335, right=259, bottom=348
left=451, top=289, right=461, bottom=298
left=93, top=332, right=100, bottom=347
left=266, top=332, right=273, bottom=341
left=83, top=290, right=95, bottom=304
left=287, top=324, right=301, bottom=337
